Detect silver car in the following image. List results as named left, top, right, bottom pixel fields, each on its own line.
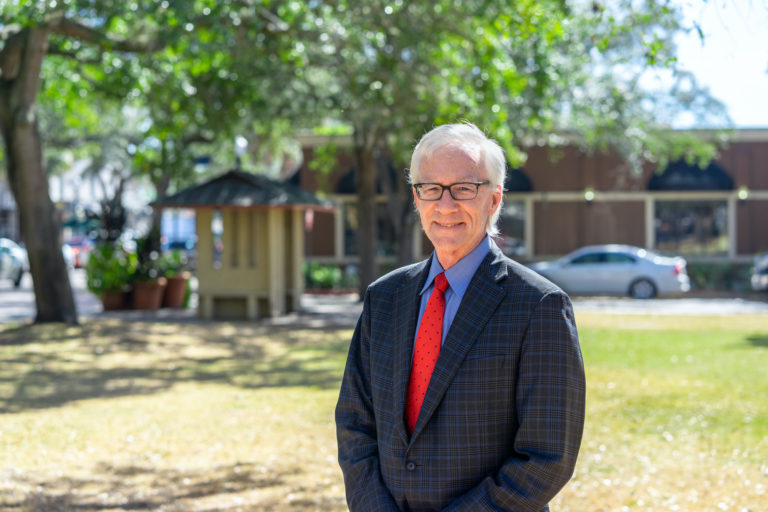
left=529, top=244, right=691, bottom=299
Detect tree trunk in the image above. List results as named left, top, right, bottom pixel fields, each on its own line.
left=353, top=124, right=379, bottom=297
left=0, top=28, right=78, bottom=324
left=396, top=203, right=418, bottom=267
left=378, top=156, right=418, bottom=267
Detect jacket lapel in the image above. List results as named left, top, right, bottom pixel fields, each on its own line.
left=392, top=258, right=431, bottom=446
left=410, top=247, right=508, bottom=441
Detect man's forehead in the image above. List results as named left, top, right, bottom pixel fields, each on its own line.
left=424, top=143, right=483, bottom=168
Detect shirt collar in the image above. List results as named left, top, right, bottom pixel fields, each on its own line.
left=420, top=235, right=492, bottom=299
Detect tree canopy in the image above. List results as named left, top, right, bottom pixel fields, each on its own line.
left=0, top=0, right=729, bottom=321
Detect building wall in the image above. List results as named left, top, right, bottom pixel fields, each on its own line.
left=299, top=131, right=768, bottom=264
left=534, top=201, right=645, bottom=256
left=525, top=145, right=647, bottom=192
left=307, top=210, right=336, bottom=256
left=717, top=140, right=768, bottom=190
left=737, top=200, right=768, bottom=254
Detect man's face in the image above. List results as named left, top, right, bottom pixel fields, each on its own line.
left=413, top=144, right=502, bottom=269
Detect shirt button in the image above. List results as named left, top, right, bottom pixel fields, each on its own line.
left=406, top=461, right=416, bottom=471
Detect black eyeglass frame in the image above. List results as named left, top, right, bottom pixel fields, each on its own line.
left=412, top=180, right=491, bottom=201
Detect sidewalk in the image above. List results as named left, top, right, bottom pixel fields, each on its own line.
left=90, top=292, right=364, bottom=329
left=3, top=268, right=766, bottom=327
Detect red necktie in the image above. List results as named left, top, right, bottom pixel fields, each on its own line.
left=405, top=272, right=449, bottom=434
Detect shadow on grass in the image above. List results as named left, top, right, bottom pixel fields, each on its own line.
left=1, top=460, right=347, bottom=511
left=746, top=335, right=768, bottom=348
left=0, top=319, right=353, bottom=413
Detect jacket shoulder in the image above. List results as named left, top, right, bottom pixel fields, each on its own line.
left=366, top=259, right=428, bottom=295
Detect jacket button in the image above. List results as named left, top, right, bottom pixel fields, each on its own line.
left=406, top=461, right=416, bottom=471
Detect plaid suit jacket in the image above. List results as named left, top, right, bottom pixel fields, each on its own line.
left=336, top=245, right=586, bottom=512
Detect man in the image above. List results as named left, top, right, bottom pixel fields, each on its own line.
left=335, top=122, right=586, bottom=511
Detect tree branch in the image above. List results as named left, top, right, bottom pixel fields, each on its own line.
left=46, top=133, right=111, bottom=148
left=0, top=29, right=24, bottom=80
left=45, top=12, right=167, bottom=54
left=183, top=132, right=215, bottom=145
left=46, top=45, right=102, bottom=63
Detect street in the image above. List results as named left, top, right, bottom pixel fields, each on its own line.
left=1, top=269, right=767, bottom=325
left=0, top=269, right=102, bottom=323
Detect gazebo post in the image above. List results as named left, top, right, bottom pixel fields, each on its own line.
left=289, top=208, right=305, bottom=312
left=266, top=208, right=286, bottom=318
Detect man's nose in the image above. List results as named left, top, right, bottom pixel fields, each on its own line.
left=435, top=190, right=459, bottom=210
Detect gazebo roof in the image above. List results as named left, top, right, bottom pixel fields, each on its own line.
left=152, top=170, right=333, bottom=210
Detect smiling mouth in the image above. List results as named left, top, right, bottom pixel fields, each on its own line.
left=435, top=222, right=462, bottom=228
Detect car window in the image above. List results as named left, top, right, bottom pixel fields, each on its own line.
left=604, top=253, right=636, bottom=263
left=571, top=253, right=604, bottom=264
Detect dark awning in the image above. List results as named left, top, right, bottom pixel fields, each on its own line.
left=151, top=170, right=334, bottom=210
left=504, top=164, right=533, bottom=192
left=648, top=160, right=734, bottom=191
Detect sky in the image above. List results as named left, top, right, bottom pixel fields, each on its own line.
left=673, top=0, right=768, bottom=128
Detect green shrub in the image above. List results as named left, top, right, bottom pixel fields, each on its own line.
left=85, top=243, right=137, bottom=298
left=305, top=263, right=342, bottom=289
left=304, top=263, right=360, bottom=290
left=686, top=262, right=752, bottom=291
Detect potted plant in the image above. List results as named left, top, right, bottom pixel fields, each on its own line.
left=159, top=249, right=191, bottom=308
left=85, top=242, right=136, bottom=310
left=131, top=233, right=166, bottom=310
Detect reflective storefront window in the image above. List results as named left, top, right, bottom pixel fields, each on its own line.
left=654, top=200, right=728, bottom=255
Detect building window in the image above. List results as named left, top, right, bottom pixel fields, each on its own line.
left=212, top=210, right=223, bottom=269
left=496, top=200, right=526, bottom=257
left=654, top=200, right=728, bottom=255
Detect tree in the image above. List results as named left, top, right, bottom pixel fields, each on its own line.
left=0, top=1, right=301, bottom=323
left=293, top=0, right=728, bottom=294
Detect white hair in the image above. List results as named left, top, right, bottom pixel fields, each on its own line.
left=409, top=122, right=506, bottom=236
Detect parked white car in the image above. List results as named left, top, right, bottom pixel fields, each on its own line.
left=0, top=238, right=76, bottom=287
left=0, top=237, right=27, bottom=288
left=751, top=253, right=768, bottom=292
left=529, top=244, right=691, bottom=299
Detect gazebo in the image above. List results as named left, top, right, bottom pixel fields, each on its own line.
left=152, top=169, right=333, bottom=320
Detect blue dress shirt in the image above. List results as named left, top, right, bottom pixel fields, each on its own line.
left=415, top=235, right=492, bottom=346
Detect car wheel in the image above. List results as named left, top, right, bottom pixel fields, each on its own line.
left=629, top=278, right=656, bottom=299
left=12, top=268, right=23, bottom=288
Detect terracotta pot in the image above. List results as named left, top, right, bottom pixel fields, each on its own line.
left=162, top=273, right=189, bottom=308
left=101, top=290, right=126, bottom=310
left=133, top=278, right=167, bottom=310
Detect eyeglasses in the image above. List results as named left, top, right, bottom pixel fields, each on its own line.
left=412, top=181, right=490, bottom=201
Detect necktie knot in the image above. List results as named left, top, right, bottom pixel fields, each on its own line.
left=433, top=272, right=449, bottom=295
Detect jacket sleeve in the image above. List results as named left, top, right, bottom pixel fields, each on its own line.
left=335, top=289, right=400, bottom=511
left=444, top=291, right=586, bottom=512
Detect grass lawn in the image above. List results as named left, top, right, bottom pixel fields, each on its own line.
left=1, top=311, right=767, bottom=511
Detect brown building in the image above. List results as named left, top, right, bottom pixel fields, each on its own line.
left=295, top=129, right=768, bottom=268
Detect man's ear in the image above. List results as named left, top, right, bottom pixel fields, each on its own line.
left=489, top=184, right=503, bottom=213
